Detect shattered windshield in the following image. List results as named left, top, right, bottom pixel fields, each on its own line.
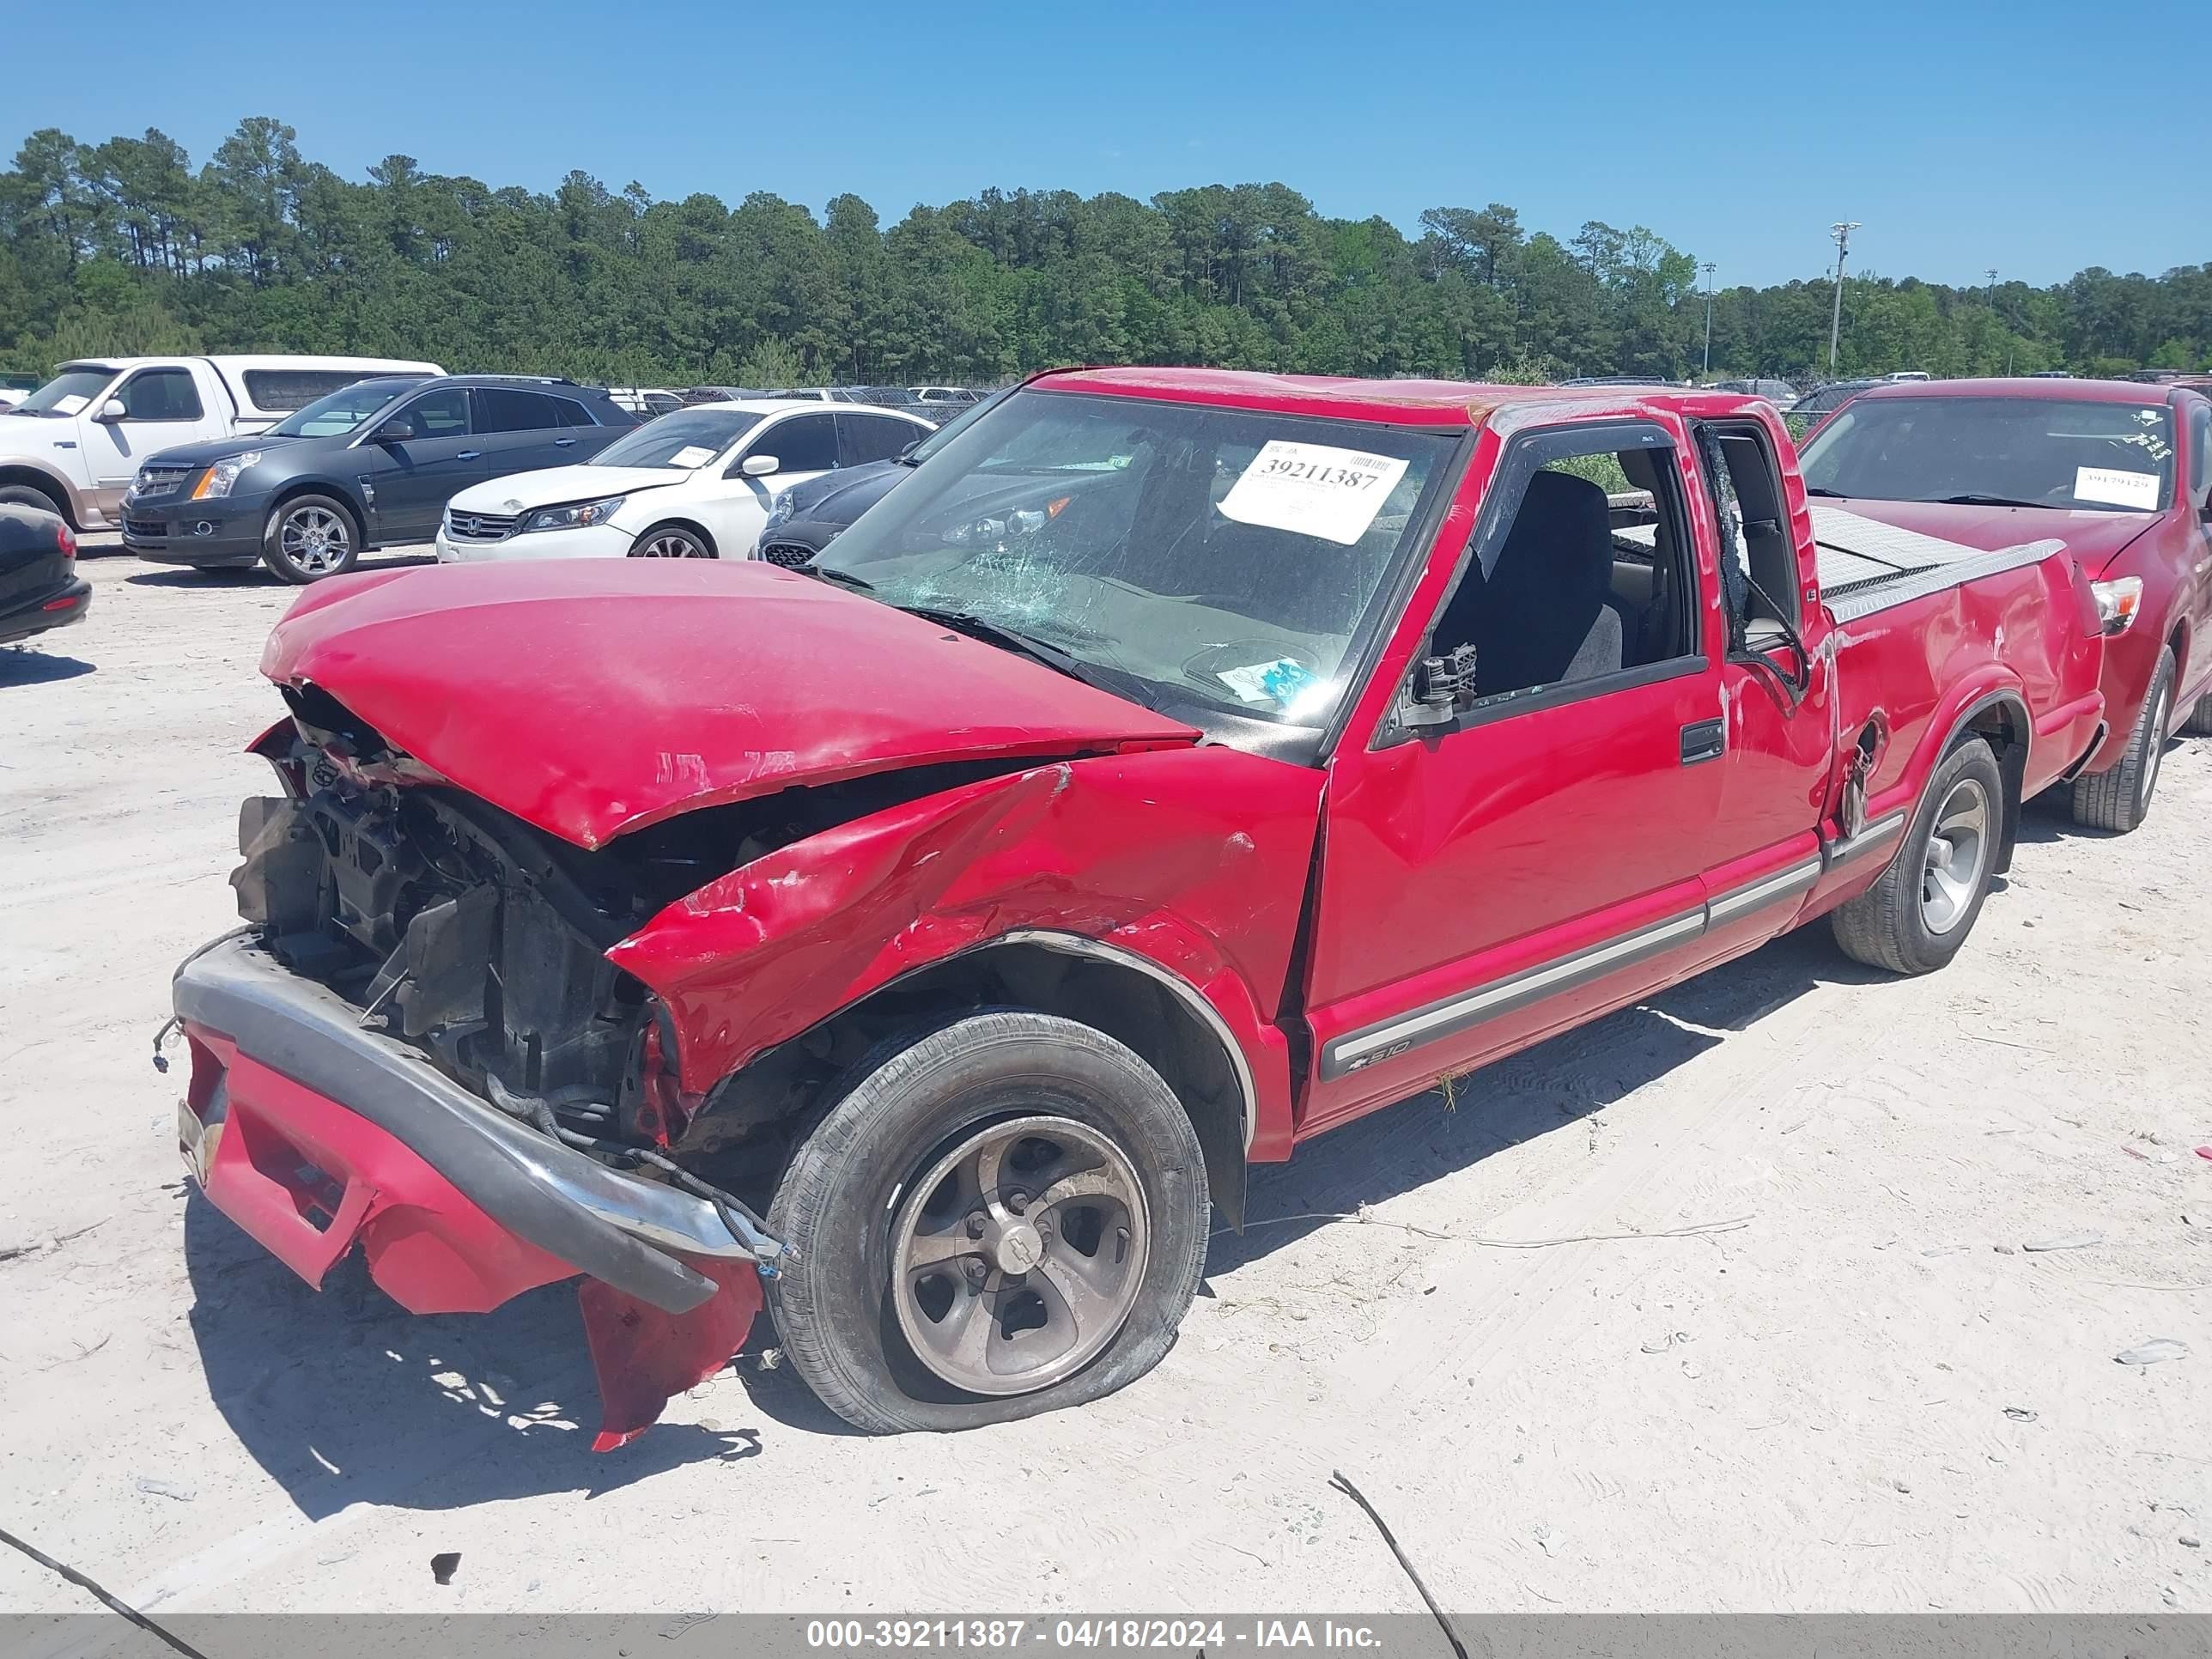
left=813, top=389, right=1458, bottom=725
left=1801, top=396, right=2175, bottom=512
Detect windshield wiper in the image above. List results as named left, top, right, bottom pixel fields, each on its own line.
left=1925, top=493, right=2046, bottom=508
left=899, top=605, right=1154, bottom=706
left=795, top=561, right=875, bottom=592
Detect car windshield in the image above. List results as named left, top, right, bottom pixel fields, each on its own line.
left=9, top=367, right=118, bottom=416
left=265, top=379, right=418, bottom=437
left=592, top=408, right=764, bottom=469
left=1801, top=396, right=2174, bottom=512
left=905, top=386, right=1012, bottom=463
left=814, top=388, right=1459, bottom=726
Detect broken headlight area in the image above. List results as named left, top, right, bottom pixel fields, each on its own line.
left=230, top=780, right=685, bottom=1143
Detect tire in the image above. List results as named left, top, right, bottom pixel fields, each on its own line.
left=0, top=483, right=68, bottom=522
left=2183, top=687, right=2212, bottom=738
left=766, top=1011, right=1209, bottom=1434
left=2070, top=647, right=2172, bottom=834
left=260, top=494, right=362, bottom=584
left=1832, top=737, right=2006, bottom=976
left=629, top=524, right=715, bottom=559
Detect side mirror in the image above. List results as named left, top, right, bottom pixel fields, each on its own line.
left=94, top=398, right=129, bottom=423
left=740, top=453, right=781, bottom=477
left=1400, top=644, right=1478, bottom=729
left=370, top=420, right=416, bottom=444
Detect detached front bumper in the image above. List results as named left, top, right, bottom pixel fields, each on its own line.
left=173, top=935, right=766, bottom=1447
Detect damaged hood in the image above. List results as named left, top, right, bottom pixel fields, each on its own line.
left=259, top=559, right=1200, bottom=848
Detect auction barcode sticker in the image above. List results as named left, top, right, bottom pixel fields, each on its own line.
left=2074, top=465, right=2160, bottom=510
left=1218, top=441, right=1409, bottom=545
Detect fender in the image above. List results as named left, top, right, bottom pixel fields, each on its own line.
left=0, top=459, right=89, bottom=527
left=606, top=745, right=1326, bottom=1161
left=1869, top=673, right=2031, bottom=829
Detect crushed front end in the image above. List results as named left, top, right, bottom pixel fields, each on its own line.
left=169, top=693, right=789, bottom=1449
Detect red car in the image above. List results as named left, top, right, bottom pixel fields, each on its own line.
left=1799, top=378, right=2212, bottom=831
left=168, top=371, right=2105, bottom=1443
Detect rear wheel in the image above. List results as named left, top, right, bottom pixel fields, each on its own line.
left=766, top=1012, right=1209, bottom=1434
left=0, top=483, right=68, bottom=522
left=260, top=495, right=361, bottom=583
left=2070, top=647, right=2172, bottom=833
left=629, top=524, right=714, bottom=559
left=1832, top=738, right=2004, bottom=975
left=2182, top=687, right=2212, bottom=738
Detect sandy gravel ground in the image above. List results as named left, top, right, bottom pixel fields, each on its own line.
left=3, top=546, right=2209, bottom=1631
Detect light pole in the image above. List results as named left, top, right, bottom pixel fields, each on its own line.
left=1985, top=266, right=1998, bottom=307
left=1827, top=221, right=1859, bottom=374
left=1700, top=261, right=1717, bottom=379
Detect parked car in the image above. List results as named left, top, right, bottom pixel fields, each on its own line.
left=756, top=387, right=1010, bottom=566
left=1799, top=378, right=2212, bottom=832
left=1886, top=371, right=1933, bottom=383
left=1711, top=378, right=1799, bottom=412
left=0, top=500, right=88, bottom=646
left=605, top=387, right=687, bottom=418
left=678, top=386, right=769, bottom=404
left=436, top=400, right=933, bottom=563
left=909, top=386, right=984, bottom=407
left=123, top=375, right=637, bottom=582
left=2028, top=370, right=2075, bottom=379
left=173, top=369, right=2105, bottom=1447
left=1791, top=379, right=1881, bottom=421
left=0, top=354, right=441, bottom=532
left=0, top=372, right=41, bottom=410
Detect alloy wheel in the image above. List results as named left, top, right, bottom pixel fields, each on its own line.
left=1919, top=775, right=1991, bottom=935
left=279, top=506, right=350, bottom=574
left=890, top=1115, right=1149, bottom=1396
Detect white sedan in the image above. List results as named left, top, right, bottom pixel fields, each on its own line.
left=434, top=400, right=933, bottom=562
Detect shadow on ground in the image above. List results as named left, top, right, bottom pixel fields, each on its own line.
left=125, top=551, right=437, bottom=589
left=0, top=648, right=94, bottom=684
left=182, top=921, right=1879, bottom=1510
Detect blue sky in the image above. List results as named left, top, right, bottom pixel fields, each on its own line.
left=13, top=0, right=2206, bottom=289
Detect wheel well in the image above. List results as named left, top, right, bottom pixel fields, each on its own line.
left=2167, top=617, right=2190, bottom=689
left=266, top=483, right=364, bottom=544
left=0, top=467, right=75, bottom=526
left=690, top=939, right=1250, bottom=1226
left=1958, top=695, right=2028, bottom=874
left=633, top=519, right=718, bottom=556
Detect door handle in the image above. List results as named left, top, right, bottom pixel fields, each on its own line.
left=554, top=437, right=578, bottom=447
left=1679, top=719, right=1725, bottom=764
left=457, top=450, right=482, bottom=461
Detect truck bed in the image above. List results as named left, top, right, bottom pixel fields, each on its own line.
left=1808, top=506, right=2068, bottom=623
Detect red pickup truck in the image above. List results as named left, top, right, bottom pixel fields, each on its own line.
left=169, top=370, right=2106, bottom=1445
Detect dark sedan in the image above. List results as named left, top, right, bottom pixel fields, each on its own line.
left=0, top=501, right=89, bottom=646
left=755, top=388, right=1006, bottom=566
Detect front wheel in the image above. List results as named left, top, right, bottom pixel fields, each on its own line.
left=766, top=1012, right=1209, bottom=1434
left=260, top=495, right=360, bottom=583
left=628, top=524, right=714, bottom=559
left=2070, top=646, right=2172, bottom=834
left=1831, top=738, right=2005, bottom=975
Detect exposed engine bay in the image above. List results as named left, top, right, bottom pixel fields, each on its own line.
left=231, top=684, right=1030, bottom=1159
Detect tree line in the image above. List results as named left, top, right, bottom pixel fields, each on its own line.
left=3, top=116, right=2208, bottom=390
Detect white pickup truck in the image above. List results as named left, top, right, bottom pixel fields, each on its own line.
left=0, top=354, right=441, bottom=532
